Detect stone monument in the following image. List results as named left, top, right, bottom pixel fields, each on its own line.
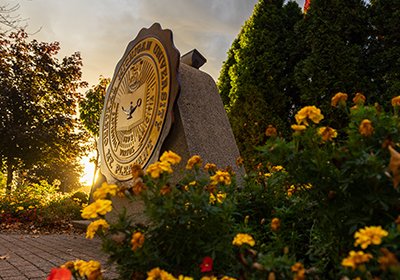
left=95, top=23, right=243, bottom=221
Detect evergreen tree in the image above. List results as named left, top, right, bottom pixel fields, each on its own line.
left=217, top=0, right=303, bottom=167
left=294, top=0, right=369, bottom=116
left=367, top=0, right=400, bottom=105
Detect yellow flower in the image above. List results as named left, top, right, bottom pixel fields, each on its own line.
left=265, top=125, right=277, bottom=137
left=131, top=231, right=145, bottom=251
left=354, top=225, right=388, bottom=249
left=147, top=267, right=176, bottom=280
left=17, top=206, right=24, bottom=211
left=391, top=96, right=400, bottom=107
left=359, top=119, right=374, bottom=136
left=210, top=170, right=231, bottom=186
left=178, top=276, right=194, bottom=280
left=74, top=260, right=102, bottom=279
left=86, top=219, right=109, bottom=239
left=331, top=92, right=348, bottom=107
left=287, top=185, right=296, bottom=197
left=81, top=199, right=113, bottom=219
left=291, top=124, right=307, bottom=132
left=220, top=277, right=237, bottom=280
left=146, top=161, right=173, bottom=178
left=232, top=233, right=255, bottom=247
left=200, top=277, right=217, bottom=280
left=318, top=126, right=338, bottom=142
left=271, top=165, right=284, bottom=172
left=93, top=182, right=118, bottom=200
left=160, top=150, right=181, bottom=165
left=271, top=218, right=280, bottom=232
left=353, top=92, right=366, bottom=105
left=341, top=250, right=373, bottom=269
left=209, top=192, right=227, bottom=204
left=295, top=106, right=324, bottom=126
left=186, top=155, right=202, bottom=170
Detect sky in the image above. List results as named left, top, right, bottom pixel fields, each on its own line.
left=8, top=0, right=305, bottom=89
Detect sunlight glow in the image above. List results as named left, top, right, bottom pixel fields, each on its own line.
left=80, top=151, right=96, bottom=187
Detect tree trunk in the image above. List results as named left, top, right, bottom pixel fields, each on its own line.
left=91, top=139, right=99, bottom=190
left=6, top=160, right=14, bottom=195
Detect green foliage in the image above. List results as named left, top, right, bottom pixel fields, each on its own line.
left=0, top=30, right=88, bottom=192
left=250, top=95, right=400, bottom=278
left=0, top=179, right=85, bottom=226
left=219, top=0, right=400, bottom=167
left=79, top=77, right=109, bottom=137
left=218, top=0, right=303, bottom=168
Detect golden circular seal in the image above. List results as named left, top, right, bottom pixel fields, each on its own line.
left=99, top=23, right=180, bottom=181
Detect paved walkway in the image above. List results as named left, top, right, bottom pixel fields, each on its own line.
left=0, top=233, right=118, bottom=280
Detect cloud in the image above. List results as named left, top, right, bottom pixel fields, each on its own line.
left=17, top=0, right=304, bottom=87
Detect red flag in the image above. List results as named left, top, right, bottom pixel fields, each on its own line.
left=304, top=0, right=311, bottom=14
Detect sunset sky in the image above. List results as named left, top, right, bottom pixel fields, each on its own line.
left=12, top=0, right=305, bottom=88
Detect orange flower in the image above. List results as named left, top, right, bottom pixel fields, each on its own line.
left=132, top=179, right=146, bottom=195
left=331, top=92, right=348, bottom=107
left=391, top=96, right=400, bottom=107
left=342, top=250, right=373, bottom=269
left=204, top=163, right=217, bottom=172
left=131, top=232, right=145, bottom=251
left=353, top=92, right=366, bottom=105
left=47, top=268, right=72, bottom=280
left=359, top=119, right=374, bottom=136
left=186, top=155, right=202, bottom=170
left=271, top=218, right=280, bottom=232
left=318, top=126, right=337, bottom=142
left=378, top=248, right=399, bottom=271
left=265, top=125, right=277, bottom=137
left=131, top=164, right=144, bottom=179
left=160, top=185, right=172, bottom=195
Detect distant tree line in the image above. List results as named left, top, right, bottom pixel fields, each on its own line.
left=218, top=0, right=400, bottom=168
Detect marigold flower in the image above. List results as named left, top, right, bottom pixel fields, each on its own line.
left=146, top=161, right=173, bottom=178
left=359, top=119, right=374, bottom=136
left=232, top=233, right=255, bottom=247
left=354, top=225, right=388, bottom=249
left=353, top=92, right=366, bottom=105
left=295, top=106, right=324, bottom=126
left=265, top=125, right=277, bottom=137
left=341, top=250, right=373, bottom=269
left=160, top=185, right=172, bottom=195
left=331, top=92, right=348, bottom=107
left=200, top=276, right=217, bottom=280
left=186, top=155, right=202, bottom=170
left=131, top=231, right=145, bottom=251
left=291, top=124, right=307, bottom=132
left=271, top=165, right=284, bottom=172
left=391, top=96, right=400, bottom=107
left=74, top=260, right=102, bottom=279
left=81, top=199, right=112, bottom=219
left=132, top=179, right=146, bottom=195
left=93, top=182, right=118, bottom=200
left=220, top=277, right=237, bottom=280
left=131, top=164, right=144, bottom=179
left=147, top=267, right=176, bottom=280
left=236, top=156, right=244, bottom=167
left=271, top=218, right=281, bottom=232
left=160, top=150, right=181, bottom=165
left=209, top=192, right=226, bottom=204
left=287, top=185, right=296, bottom=197
left=210, top=170, right=231, bottom=186
left=378, top=248, right=399, bottom=271
left=204, top=163, right=217, bottom=172
left=200, top=256, right=213, bottom=272
left=86, top=219, right=109, bottom=239
left=318, top=126, right=338, bottom=142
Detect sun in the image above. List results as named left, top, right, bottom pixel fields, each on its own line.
left=80, top=151, right=96, bottom=187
